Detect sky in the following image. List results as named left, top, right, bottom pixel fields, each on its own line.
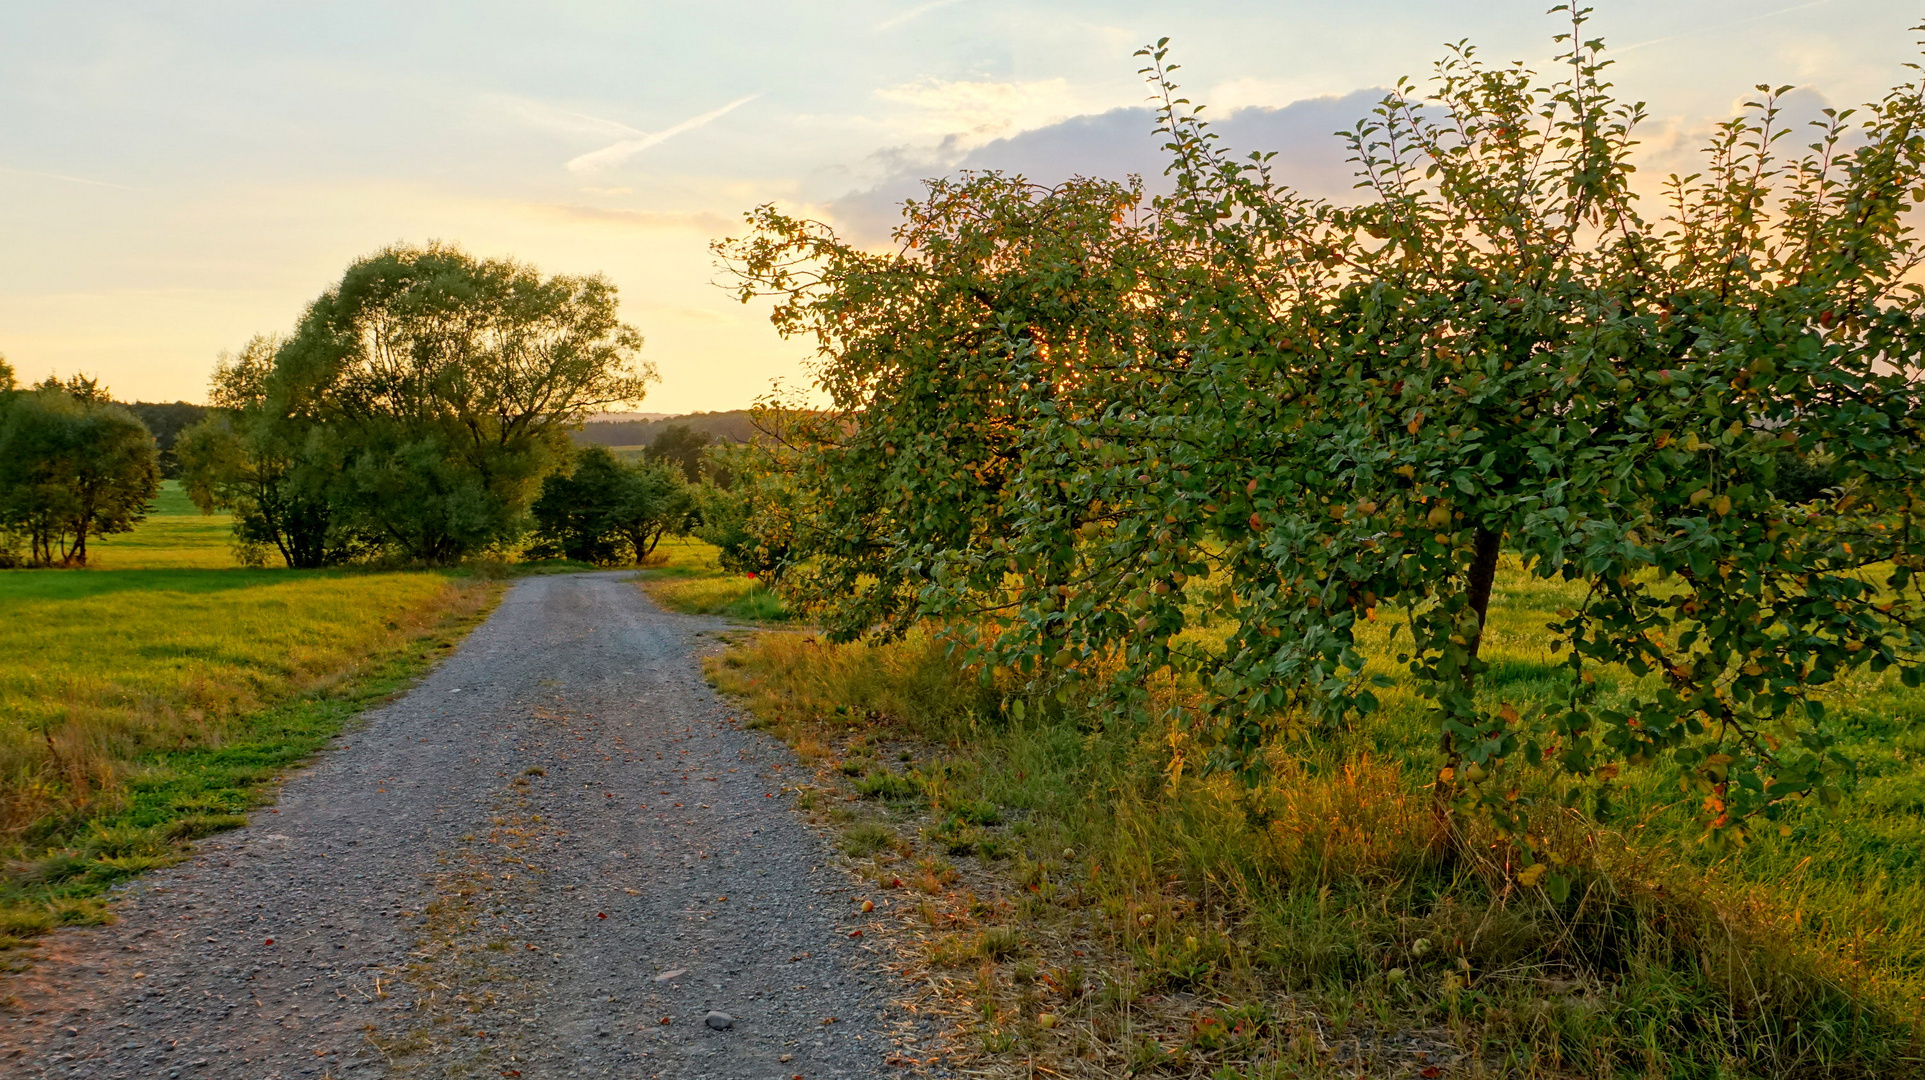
left=1, top=0, right=1919, bottom=413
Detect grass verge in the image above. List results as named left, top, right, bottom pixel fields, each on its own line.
left=0, top=482, right=508, bottom=953
left=0, top=578, right=499, bottom=951
left=708, top=610, right=1923, bottom=1079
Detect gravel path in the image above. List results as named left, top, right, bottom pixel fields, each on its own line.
left=0, top=571, right=912, bottom=1079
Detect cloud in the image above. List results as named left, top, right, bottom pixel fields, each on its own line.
left=829, top=90, right=1384, bottom=242
left=565, top=95, right=759, bottom=174
left=535, top=204, right=735, bottom=233
left=1617, top=0, right=1844, bottom=55
left=872, top=77, right=1104, bottom=146
left=1626, top=85, right=1859, bottom=193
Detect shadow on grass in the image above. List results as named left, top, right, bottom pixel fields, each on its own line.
left=0, top=567, right=353, bottom=603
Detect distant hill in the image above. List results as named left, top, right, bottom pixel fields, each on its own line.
left=98, top=402, right=735, bottom=477
left=584, top=411, right=671, bottom=424
left=572, top=409, right=758, bottom=450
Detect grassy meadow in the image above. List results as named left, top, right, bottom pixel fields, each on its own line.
left=710, top=565, right=1925, bottom=1079
left=77, top=481, right=236, bottom=570
left=0, top=483, right=500, bottom=944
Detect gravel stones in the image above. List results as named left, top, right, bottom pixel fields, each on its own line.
left=705, top=1010, right=734, bottom=1030
left=0, top=571, right=900, bottom=1078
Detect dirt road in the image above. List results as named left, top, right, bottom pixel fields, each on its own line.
left=0, top=571, right=911, bottom=1079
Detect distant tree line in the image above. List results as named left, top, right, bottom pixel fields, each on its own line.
left=176, top=243, right=733, bottom=569
left=123, top=401, right=207, bottom=478
left=0, top=359, right=161, bottom=567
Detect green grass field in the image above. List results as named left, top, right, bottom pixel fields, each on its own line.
left=712, top=563, right=1925, bottom=1078
left=79, top=479, right=236, bottom=569
left=635, top=536, right=788, bottom=621
left=0, top=483, right=499, bottom=945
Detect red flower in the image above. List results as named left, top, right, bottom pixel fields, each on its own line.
left=746, top=572, right=758, bottom=580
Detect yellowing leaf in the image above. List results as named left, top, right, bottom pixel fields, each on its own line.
left=1517, top=864, right=1548, bottom=887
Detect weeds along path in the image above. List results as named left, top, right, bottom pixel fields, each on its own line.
left=0, top=571, right=904, bottom=1079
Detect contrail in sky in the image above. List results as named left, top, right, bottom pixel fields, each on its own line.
left=875, top=0, right=968, bottom=32
left=0, top=165, right=138, bottom=190
left=566, top=95, right=759, bottom=173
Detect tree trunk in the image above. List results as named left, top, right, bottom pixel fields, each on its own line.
left=1463, top=526, right=1503, bottom=667
left=1432, top=525, right=1504, bottom=861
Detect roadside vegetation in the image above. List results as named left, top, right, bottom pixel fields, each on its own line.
left=705, top=11, right=1925, bottom=1078
left=714, top=571, right=1925, bottom=1078
left=636, top=536, right=789, bottom=622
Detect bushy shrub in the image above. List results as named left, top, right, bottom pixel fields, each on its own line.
left=691, top=459, right=792, bottom=577
left=525, top=446, right=693, bottom=564
left=0, top=376, right=159, bottom=567
left=720, top=16, right=1925, bottom=866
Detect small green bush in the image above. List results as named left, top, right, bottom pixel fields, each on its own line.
left=855, top=770, right=921, bottom=801
left=840, top=822, right=895, bottom=858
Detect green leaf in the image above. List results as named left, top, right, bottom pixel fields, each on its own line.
left=1544, top=872, right=1571, bottom=905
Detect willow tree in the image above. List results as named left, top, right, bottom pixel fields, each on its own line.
left=178, top=336, right=357, bottom=568
left=273, top=244, right=654, bottom=564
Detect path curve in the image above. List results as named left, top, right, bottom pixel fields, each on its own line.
left=0, top=571, right=907, bottom=1079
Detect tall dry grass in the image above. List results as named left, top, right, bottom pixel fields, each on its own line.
left=711, top=626, right=1921, bottom=1078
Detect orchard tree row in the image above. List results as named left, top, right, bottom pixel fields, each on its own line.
left=178, top=243, right=703, bottom=568
left=720, top=11, right=1925, bottom=882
